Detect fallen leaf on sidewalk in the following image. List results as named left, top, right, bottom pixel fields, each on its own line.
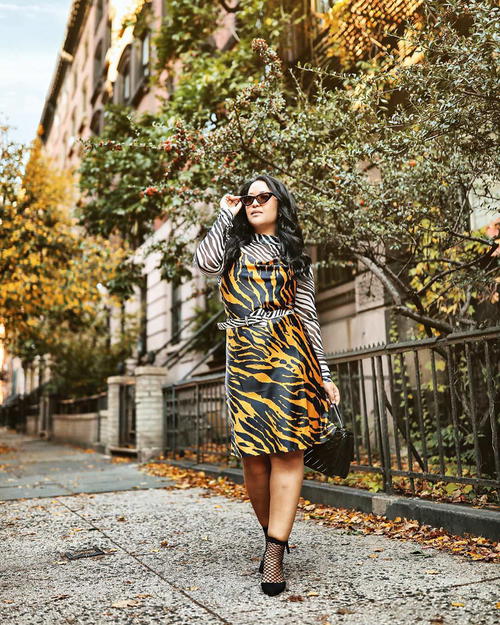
left=451, top=602, right=465, bottom=607
left=111, top=599, right=140, bottom=608
left=336, top=608, right=355, bottom=614
left=0, top=444, right=16, bottom=454
left=287, top=595, right=304, bottom=602
left=142, top=462, right=500, bottom=563
left=307, top=591, right=320, bottom=597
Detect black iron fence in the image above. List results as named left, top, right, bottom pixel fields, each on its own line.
left=118, top=383, right=136, bottom=448
left=0, top=389, right=108, bottom=437
left=55, top=393, right=108, bottom=415
left=162, top=326, right=500, bottom=495
left=0, top=385, right=45, bottom=432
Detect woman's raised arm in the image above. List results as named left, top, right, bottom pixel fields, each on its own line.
left=192, top=204, right=234, bottom=276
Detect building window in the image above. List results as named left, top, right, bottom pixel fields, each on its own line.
left=138, top=276, right=148, bottom=357
left=171, top=282, right=182, bottom=345
left=105, top=18, right=112, bottom=50
left=141, top=31, right=150, bottom=75
left=82, top=82, right=87, bottom=117
left=60, top=82, right=67, bottom=117
left=62, top=132, right=68, bottom=167
left=132, top=31, right=150, bottom=94
left=90, top=109, right=103, bottom=136
left=93, top=40, right=103, bottom=93
left=115, top=46, right=131, bottom=104
left=70, top=109, right=76, bottom=146
left=317, top=242, right=356, bottom=291
left=95, top=0, right=103, bottom=31
left=123, top=64, right=131, bottom=100
left=83, top=37, right=88, bottom=70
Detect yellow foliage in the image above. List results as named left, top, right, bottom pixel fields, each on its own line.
left=0, top=136, right=126, bottom=353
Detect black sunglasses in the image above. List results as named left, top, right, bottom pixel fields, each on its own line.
left=240, top=191, right=277, bottom=207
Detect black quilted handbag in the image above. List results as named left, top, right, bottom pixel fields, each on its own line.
left=303, top=402, right=354, bottom=478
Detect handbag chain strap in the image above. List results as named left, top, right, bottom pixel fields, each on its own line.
left=329, top=402, right=345, bottom=429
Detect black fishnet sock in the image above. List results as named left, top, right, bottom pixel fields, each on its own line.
left=262, top=536, right=289, bottom=584
left=258, top=525, right=268, bottom=573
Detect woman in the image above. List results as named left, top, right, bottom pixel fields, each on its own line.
left=193, top=174, right=341, bottom=596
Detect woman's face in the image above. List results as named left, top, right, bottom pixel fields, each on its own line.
left=245, top=180, right=279, bottom=233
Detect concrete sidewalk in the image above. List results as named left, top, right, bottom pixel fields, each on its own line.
left=1, top=428, right=499, bottom=624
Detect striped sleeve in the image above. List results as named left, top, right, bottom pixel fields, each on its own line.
left=294, top=264, right=333, bottom=384
left=192, top=204, right=234, bottom=276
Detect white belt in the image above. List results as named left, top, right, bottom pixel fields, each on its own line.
left=217, top=308, right=294, bottom=330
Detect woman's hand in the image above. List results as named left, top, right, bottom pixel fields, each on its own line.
left=323, top=380, right=341, bottom=405
left=220, top=193, right=243, bottom=217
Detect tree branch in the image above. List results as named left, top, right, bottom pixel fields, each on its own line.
left=392, top=305, right=454, bottom=334
left=352, top=253, right=402, bottom=304
left=416, top=245, right=498, bottom=297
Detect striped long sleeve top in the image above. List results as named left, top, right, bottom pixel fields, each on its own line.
left=192, top=204, right=333, bottom=384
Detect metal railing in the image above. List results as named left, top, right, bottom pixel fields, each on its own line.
left=163, top=372, right=230, bottom=464
left=162, top=326, right=500, bottom=495
left=55, top=392, right=108, bottom=415
left=0, top=385, right=45, bottom=432
left=0, top=388, right=109, bottom=438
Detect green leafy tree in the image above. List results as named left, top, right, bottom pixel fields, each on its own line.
left=80, top=0, right=499, bottom=336
left=49, top=311, right=139, bottom=398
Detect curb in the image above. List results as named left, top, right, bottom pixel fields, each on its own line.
left=165, top=459, right=500, bottom=542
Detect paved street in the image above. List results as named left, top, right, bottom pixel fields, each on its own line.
left=1, top=428, right=499, bottom=625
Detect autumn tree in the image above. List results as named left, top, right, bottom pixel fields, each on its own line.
left=0, top=125, right=127, bottom=382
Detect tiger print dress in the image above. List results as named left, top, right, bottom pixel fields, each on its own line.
left=193, top=204, right=335, bottom=458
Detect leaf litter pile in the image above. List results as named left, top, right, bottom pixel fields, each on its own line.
left=143, top=462, right=499, bottom=564
left=0, top=444, right=16, bottom=455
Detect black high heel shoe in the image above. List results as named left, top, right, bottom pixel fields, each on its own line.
left=261, top=535, right=290, bottom=596
left=258, top=525, right=268, bottom=574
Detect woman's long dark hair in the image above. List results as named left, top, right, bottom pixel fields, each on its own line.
left=220, top=174, right=312, bottom=281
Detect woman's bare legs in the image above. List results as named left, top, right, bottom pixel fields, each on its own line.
left=267, top=450, right=304, bottom=541
left=241, top=450, right=304, bottom=536
left=241, top=454, right=271, bottom=527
